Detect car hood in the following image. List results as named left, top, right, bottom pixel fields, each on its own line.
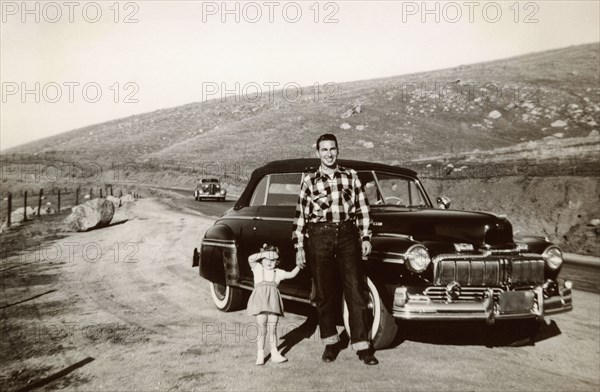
left=371, top=207, right=514, bottom=248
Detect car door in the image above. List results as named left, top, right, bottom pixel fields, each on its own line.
left=251, top=172, right=311, bottom=299
left=222, top=175, right=269, bottom=285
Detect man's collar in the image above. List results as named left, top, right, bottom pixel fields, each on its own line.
left=317, top=164, right=348, bottom=179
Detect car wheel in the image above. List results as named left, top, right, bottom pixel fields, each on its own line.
left=209, top=281, right=245, bottom=312
left=343, top=278, right=398, bottom=350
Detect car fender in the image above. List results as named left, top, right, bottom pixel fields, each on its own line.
left=199, top=224, right=239, bottom=285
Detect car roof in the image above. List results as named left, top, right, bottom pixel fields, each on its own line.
left=235, top=158, right=418, bottom=210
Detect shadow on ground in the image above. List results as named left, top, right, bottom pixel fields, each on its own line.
left=392, top=319, right=562, bottom=348
left=279, top=297, right=562, bottom=352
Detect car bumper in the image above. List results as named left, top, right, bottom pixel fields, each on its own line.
left=392, top=282, right=573, bottom=323
left=197, top=194, right=225, bottom=199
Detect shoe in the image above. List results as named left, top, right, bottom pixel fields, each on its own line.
left=256, top=350, right=264, bottom=366
left=321, top=344, right=337, bottom=362
left=270, top=349, right=288, bottom=363
left=357, top=348, right=379, bottom=365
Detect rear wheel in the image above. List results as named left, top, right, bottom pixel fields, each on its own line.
left=210, top=282, right=245, bottom=312
left=343, top=278, right=398, bottom=349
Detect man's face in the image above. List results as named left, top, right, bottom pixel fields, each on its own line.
left=316, top=140, right=338, bottom=169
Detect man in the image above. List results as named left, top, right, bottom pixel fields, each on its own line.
left=292, top=134, right=378, bottom=365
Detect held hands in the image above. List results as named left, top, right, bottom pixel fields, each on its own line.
left=362, top=240, right=372, bottom=257
left=295, top=248, right=306, bottom=269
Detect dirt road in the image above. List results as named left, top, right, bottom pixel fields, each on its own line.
left=1, top=199, right=599, bottom=391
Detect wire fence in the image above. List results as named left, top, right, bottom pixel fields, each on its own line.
left=1, top=186, right=142, bottom=229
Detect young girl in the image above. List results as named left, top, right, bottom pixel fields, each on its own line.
left=247, top=244, right=301, bottom=365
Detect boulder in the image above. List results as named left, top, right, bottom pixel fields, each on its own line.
left=120, top=194, right=135, bottom=203
left=551, top=120, right=567, bottom=128
left=106, top=195, right=122, bottom=208
left=488, top=110, right=502, bottom=119
left=10, top=207, right=36, bottom=225
left=64, top=198, right=115, bottom=232
left=34, top=205, right=56, bottom=215
left=340, top=123, right=352, bottom=130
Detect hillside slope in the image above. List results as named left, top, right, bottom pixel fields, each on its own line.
left=5, top=43, right=599, bottom=167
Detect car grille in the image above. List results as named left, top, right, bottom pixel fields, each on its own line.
left=424, top=287, right=504, bottom=302
left=434, top=256, right=545, bottom=286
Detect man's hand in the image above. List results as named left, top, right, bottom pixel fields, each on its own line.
left=296, top=248, right=306, bottom=269
left=362, top=240, right=372, bottom=257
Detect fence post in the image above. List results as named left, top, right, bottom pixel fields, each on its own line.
left=100, top=189, right=103, bottom=198
left=75, top=187, right=79, bottom=205
left=119, top=189, right=123, bottom=198
left=7, top=192, right=12, bottom=228
left=110, top=187, right=113, bottom=196
left=38, top=188, right=44, bottom=216
left=57, top=189, right=61, bottom=214
left=89, top=187, right=93, bottom=199
left=23, top=191, right=28, bottom=221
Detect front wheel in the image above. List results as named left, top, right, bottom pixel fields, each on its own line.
left=343, top=278, right=398, bottom=349
left=209, top=281, right=245, bottom=312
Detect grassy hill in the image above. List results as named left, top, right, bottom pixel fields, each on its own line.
left=4, top=43, right=599, bottom=169
left=1, top=43, right=599, bottom=255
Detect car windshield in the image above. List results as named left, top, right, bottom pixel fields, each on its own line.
left=248, top=170, right=430, bottom=208
left=358, top=171, right=430, bottom=208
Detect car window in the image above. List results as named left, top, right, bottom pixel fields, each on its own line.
left=356, top=171, right=379, bottom=205
left=249, top=176, right=268, bottom=206
left=266, top=173, right=302, bottom=206
left=375, top=172, right=427, bottom=207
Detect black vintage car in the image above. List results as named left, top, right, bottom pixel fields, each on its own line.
left=193, top=159, right=572, bottom=348
left=194, top=178, right=226, bottom=201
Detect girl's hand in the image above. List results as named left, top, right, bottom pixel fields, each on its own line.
left=296, top=248, right=306, bottom=269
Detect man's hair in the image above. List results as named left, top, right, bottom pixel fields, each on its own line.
left=316, top=134, right=338, bottom=150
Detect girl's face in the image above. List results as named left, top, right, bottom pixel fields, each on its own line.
left=261, top=257, right=278, bottom=270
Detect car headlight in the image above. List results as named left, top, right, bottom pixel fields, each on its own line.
left=405, top=245, right=431, bottom=273
left=542, top=246, right=563, bottom=270
left=220, top=190, right=225, bottom=195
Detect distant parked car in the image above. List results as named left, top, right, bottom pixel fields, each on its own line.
left=193, top=159, right=573, bottom=349
left=194, top=178, right=226, bottom=201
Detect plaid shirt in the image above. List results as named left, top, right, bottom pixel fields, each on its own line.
left=292, top=165, right=371, bottom=247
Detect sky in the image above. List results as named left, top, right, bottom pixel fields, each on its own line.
left=1, top=0, right=599, bottom=150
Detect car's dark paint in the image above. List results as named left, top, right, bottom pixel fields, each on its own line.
left=369, top=207, right=514, bottom=248
left=196, top=158, right=572, bottom=347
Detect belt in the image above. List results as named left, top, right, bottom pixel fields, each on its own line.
left=308, top=220, right=355, bottom=227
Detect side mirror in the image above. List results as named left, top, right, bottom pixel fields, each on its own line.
left=436, top=196, right=451, bottom=209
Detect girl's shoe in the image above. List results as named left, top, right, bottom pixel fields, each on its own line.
left=270, top=349, right=288, bottom=363
left=256, top=350, right=265, bottom=366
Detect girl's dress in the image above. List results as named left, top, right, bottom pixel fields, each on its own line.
left=246, top=265, right=285, bottom=316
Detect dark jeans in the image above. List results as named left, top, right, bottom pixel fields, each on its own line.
left=306, top=221, right=370, bottom=350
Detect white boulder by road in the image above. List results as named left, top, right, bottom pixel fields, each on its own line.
left=64, top=198, right=115, bottom=232
left=107, top=195, right=122, bottom=208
